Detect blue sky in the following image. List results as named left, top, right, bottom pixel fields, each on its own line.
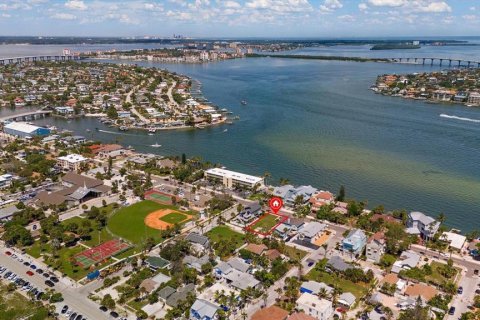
left=0, top=0, right=479, bottom=38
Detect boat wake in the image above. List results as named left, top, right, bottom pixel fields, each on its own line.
left=98, top=129, right=135, bottom=136
left=439, top=114, right=480, bottom=123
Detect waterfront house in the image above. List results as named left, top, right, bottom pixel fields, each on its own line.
left=366, top=232, right=386, bottom=263
left=296, top=293, right=333, bottom=320
left=342, top=229, right=367, bottom=256
left=309, top=190, right=335, bottom=213
left=468, top=92, right=480, bottom=105
left=273, top=185, right=318, bottom=207
left=406, top=211, right=440, bottom=239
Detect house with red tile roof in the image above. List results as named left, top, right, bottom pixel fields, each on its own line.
left=251, top=305, right=289, bottom=320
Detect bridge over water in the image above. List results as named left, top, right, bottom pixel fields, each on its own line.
left=0, top=110, right=52, bottom=122
left=389, top=57, right=480, bottom=68
left=0, top=55, right=82, bottom=65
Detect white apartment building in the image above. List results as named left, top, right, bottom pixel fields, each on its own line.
left=204, top=168, right=264, bottom=189
left=57, top=154, right=88, bottom=171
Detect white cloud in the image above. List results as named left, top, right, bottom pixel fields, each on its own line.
left=51, top=12, right=77, bottom=20
left=358, top=3, right=368, bottom=11
left=338, top=14, right=355, bottom=21
left=320, top=0, right=343, bottom=13
left=417, top=1, right=451, bottom=13
left=65, top=0, right=87, bottom=11
left=368, top=0, right=405, bottom=7
left=462, top=14, right=477, bottom=21
left=367, top=0, right=451, bottom=13
left=224, top=1, right=241, bottom=9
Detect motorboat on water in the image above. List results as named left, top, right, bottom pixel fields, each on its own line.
left=241, top=100, right=248, bottom=105
left=150, top=143, right=161, bottom=148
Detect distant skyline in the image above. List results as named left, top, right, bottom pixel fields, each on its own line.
left=0, top=0, right=479, bottom=38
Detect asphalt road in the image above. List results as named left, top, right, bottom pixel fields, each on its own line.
left=0, top=248, right=110, bottom=320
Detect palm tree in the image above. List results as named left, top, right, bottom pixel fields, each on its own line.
left=318, top=287, right=328, bottom=299
left=437, top=212, right=446, bottom=225
left=263, top=171, right=271, bottom=186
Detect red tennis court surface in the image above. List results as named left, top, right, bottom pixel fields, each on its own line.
left=74, top=239, right=131, bottom=268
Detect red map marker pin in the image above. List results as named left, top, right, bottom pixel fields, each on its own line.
left=269, top=197, right=283, bottom=214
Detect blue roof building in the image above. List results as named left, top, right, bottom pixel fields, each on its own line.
left=342, top=229, right=367, bottom=256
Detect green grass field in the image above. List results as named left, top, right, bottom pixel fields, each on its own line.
left=160, top=212, right=188, bottom=224
left=107, top=200, right=196, bottom=246
left=251, top=214, right=280, bottom=233
left=207, top=225, right=245, bottom=248
left=307, top=265, right=368, bottom=300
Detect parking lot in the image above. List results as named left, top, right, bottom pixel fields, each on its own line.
left=0, top=248, right=111, bottom=320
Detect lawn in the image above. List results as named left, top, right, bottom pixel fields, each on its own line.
left=282, top=245, right=308, bottom=261
left=207, top=225, right=245, bottom=248
left=107, top=200, right=196, bottom=246
left=251, top=214, right=280, bottom=233
left=307, top=267, right=368, bottom=300
left=61, top=216, right=114, bottom=248
left=160, top=212, right=189, bottom=224
left=427, top=261, right=461, bottom=285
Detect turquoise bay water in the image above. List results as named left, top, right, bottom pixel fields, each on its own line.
left=29, top=56, right=480, bottom=231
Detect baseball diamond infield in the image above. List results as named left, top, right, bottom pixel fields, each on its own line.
left=144, top=209, right=192, bottom=230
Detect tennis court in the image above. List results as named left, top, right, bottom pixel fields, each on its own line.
left=144, top=189, right=178, bottom=205
left=73, top=239, right=131, bottom=268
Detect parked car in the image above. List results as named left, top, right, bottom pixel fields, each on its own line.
left=23, top=261, right=30, bottom=266
left=45, top=280, right=54, bottom=287
left=50, top=276, right=59, bottom=283
left=30, top=264, right=37, bottom=270
left=458, top=287, right=463, bottom=294
left=35, top=269, right=43, bottom=274
left=475, top=289, right=480, bottom=294
left=61, top=305, right=68, bottom=314
left=26, top=271, right=34, bottom=276
left=110, top=311, right=119, bottom=318
left=5, top=251, right=12, bottom=256
left=70, top=312, right=77, bottom=320
left=448, top=307, right=456, bottom=315
left=99, top=306, right=108, bottom=312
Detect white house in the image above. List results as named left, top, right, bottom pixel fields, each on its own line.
left=406, top=211, right=440, bottom=239
left=296, top=293, right=333, bottom=320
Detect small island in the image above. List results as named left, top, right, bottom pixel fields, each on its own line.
left=371, top=68, right=480, bottom=107
left=371, top=42, right=421, bottom=50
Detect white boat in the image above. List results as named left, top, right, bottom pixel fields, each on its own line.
left=223, top=129, right=228, bottom=132
left=148, top=133, right=154, bottom=136
left=148, top=127, right=156, bottom=133
left=150, top=143, right=161, bottom=148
